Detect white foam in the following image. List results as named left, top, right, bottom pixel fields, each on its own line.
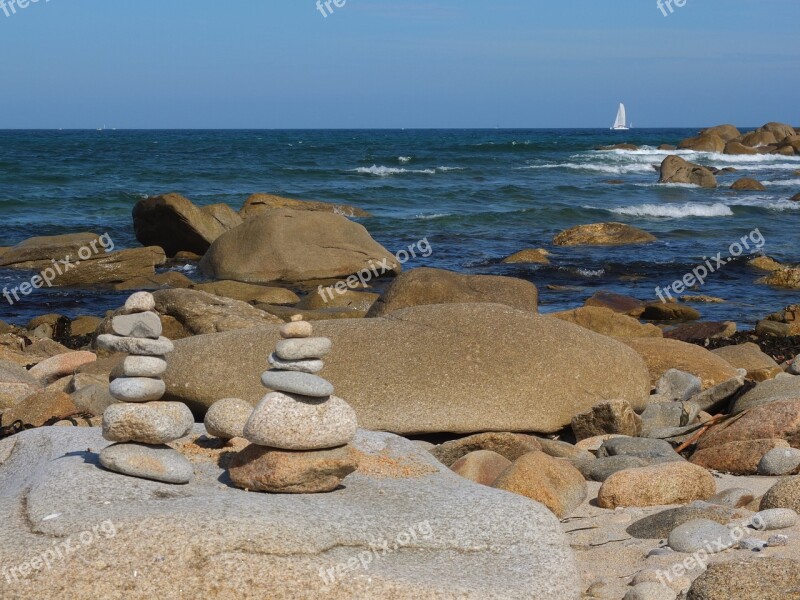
left=398, top=156, right=412, bottom=163
left=414, top=213, right=451, bottom=220
left=437, top=166, right=466, bottom=172
left=521, top=163, right=656, bottom=174
left=760, top=179, right=800, bottom=186
left=609, top=202, right=733, bottom=218
left=352, top=165, right=436, bottom=176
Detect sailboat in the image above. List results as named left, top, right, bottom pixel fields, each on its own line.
left=611, top=103, right=630, bottom=131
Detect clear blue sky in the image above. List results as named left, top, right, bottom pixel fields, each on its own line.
left=0, top=0, right=797, bottom=128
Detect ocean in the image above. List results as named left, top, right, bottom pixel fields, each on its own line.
left=1, top=128, right=798, bottom=326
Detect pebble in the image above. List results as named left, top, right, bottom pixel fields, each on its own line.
left=624, top=582, right=676, bottom=600
left=260, top=370, right=334, bottom=398
left=758, top=447, right=800, bottom=476
left=124, top=291, right=156, bottom=314
left=646, top=547, right=674, bottom=558
left=632, top=570, right=690, bottom=593
left=204, top=397, right=253, bottom=440
left=109, top=377, right=166, bottom=403
left=280, top=320, right=313, bottom=339
left=274, top=337, right=332, bottom=361
left=267, top=354, right=323, bottom=374
left=111, top=311, right=162, bottom=339
left=121, top=356, right=168, bottom=378
left=790, top=356, right=800, bottom=375
left=667, top=519, right=736, bottom=554
left=753, top=508, right=799, bottom=530
left=99, top=442, right=193, bottom=484
left=97, top=334, right=175, bottom=356
left=102, top=401, right=194, bottom=444
left=767, top=534, right=788, bottom=547
left=243, top=392, right=357, bottom=450
left=655, top=369, right=702, bottom=403
left=738, top=538, right=767, bottom=551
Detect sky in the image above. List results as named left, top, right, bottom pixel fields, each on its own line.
left=0, top=0, right=798, bottom=129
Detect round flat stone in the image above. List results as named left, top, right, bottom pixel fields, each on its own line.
left=261, top=371, right=333, bottom=397
left=109, top=377, right=166, bottom=403
left=274, top=337, right=331, bottom=361
left=99, top=443, right=193, bottom=484
left=97, top=334, right=174, bottom=356
left=121, top=356, right=167, bottom=378
left=111, top=311, right=162, bottom=339
left=753, top=508, right=799, bottom=530
left=124, top=291, right=156, bottom=314
left=102, top=401, right=194, bottom=444
left=267, top=354, right=323, bottom=374
left=667, top=519, right=735, bottom=554
left=204, top=397, right=253, bottom=440
left=243, top=392, right=358, bottom=450
left=280, top=321, right=313, bottom=340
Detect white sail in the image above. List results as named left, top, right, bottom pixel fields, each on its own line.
left=612, top=104, right=627, bottom=129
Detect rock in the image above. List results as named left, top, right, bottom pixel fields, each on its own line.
left=711, top=343, right=782, bottom=382
left=132, top=193, right=242, bottom=257
left=121, top=356, right=168, bottom=378
left=598, top=143, right=639, bottom=151
left=640, top=403, right=695, bottom=436
left=26, top=351, right=97, bottom=385
left=571, top=399, right=643, bottom=440
left=724, top=141, right=758, bottom=155
left=731, top=377, right=800, bottom=413
left=537, top=438, right=595, bottom=461
left=69, top=315, right=103, bottom=336
left=267, top=354, right=323, bottom=374
left=584, top=291, right=646, bottom=317
left=664, top=321, right=736, bottom=342
left=686, top=558, right=800, bottom=600
left=574, top=433, right=627, bottom=453
left=239, top=193, right=371, bottom=219
left=623, top=338, right=739, bottom=389
left=192, top=280, right=300, bottom=305
left=260, top=371, right=334, bottom=398
left=680, top=295, right=726, bottom=304
left=109, top=377, right=167, bottom=403
left=111, top=311, right=162, bottom=339
left=678, top=134, right=725, bottom=153
left=102, top=402, right=194, bottom=444
left=0, top=389, right=78, bottom=428
left=96, top=334, right=175, bottom=356
left=641, top=302, right=701, bottom=322
left=624, top=582, right=677, bottom=600
left=243, top=392, right=357, bottom=450
left=0, top=359, right=40, bottom=405
left=767, top=534, right=789, bottom=546
left=366, top=267, right=538, bottom=317
left=657, top=144, right=677, bottom=150
left=112, top=271, right=193, bottom=292
left=656, top=369, right=703, bottom=402
left=280, top=320, right=313, bottom=339
left=758, top=268, right=800, bottom=290
left=731, top=177, right=766, bottom=191
left=585, top=456, right=649, bottom=482
left=793, top=192, right=800, bottom=202
left=597, top=437, right=681, bottom=460
left=742, top=130, right=778, bottom=147
left=493, top=451, right=587, bottom=518
left=501, top=248, right=551, bottom=264
left=754, top=508, right=798, bottom=530
left=296, top=288, right=380, bottom=313
left=710, top=488, right=755, bottom=508
left=274, top=337, right=332, bottom=361
left=597, top=462, right=715, bottom=508
left=659, top=156, right=717, bottom=188
left=758, top=304, right=800, bottom=336
left=0, top=232, right=104, bottom=268
left=551, top=306, right=662, bottom=339
left=760, top=122, right=797, bottom=139
left=553, top=222, right=656, bottom=246
left=690, top=439, right=790, bottom=475
left=204, top=397, right=253, bottom=440
left=667, top=519, right=735, bottom=553
left=100, top=442, right=193, bottom=484
left=430, top=432, right=543, bottom=466
left=71, top=383, right=117, bottom=416
left=450, top=450, right=511, bottom=486
left=691, top=376, right=745, bottom=413
left=627, top=502, right=744, bottom=539
left=199, top=209, right=400, bottom=284
left=703, top=401, right=800, bottom=451
left=761, top=476, right=800, bottom=511
left=700, top=124, right=741, bottom=142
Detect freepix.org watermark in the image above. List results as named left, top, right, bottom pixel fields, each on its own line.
left=657, top=0, right=687, bottom=17
left=3, top=233, right=115, bottom=306
left=1, top=0, right=52, bottom=18
left=655, top=228, right=764, bottom=303
left=316, top=0, right=347, bottom=18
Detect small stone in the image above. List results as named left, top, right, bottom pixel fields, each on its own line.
left=243, top=392, right=357, bottom=450
left=667, top=519, right=735, bottom=554
left=597, top=437, right=681, bottom=460
left=260, top=370, right=334, bottom=398
left=290, top=314, right=303, bottom=322
left=109, top=377, right=166, bottom=403
left=204, top=397, right=253, bottom=440
left=274, top=337, right=331, bottom=361
left=102, top=401, right=194, bottom=444
left=767, top=534, right=788, bottom=547
left=646, top=547, right=674, bottom=558
left=99, top=442, right=193, bottom=484
left=709, top=488, right=755, bottom=508
left=280, top=321, right=313, bottom=339
left=450, top=450, right=511, bottom=486
left=586, top=456, right=649, bottom=482
left=267, top=354, right=323, bottom=374
left=111, top=311, right=162, bottom=339
left=124, top=291, right=156, bottom=314
left=753, top=508, right=798, bottom=530
left=574, top=434, right=627, bottom=453
left=627, top=502, right=744, bottom=539
left=121, top=356, right=167, bottom=378
left=758, top=447, right=800, bottom=476
left=624, top=582, right=676, bottom=600
left=790, top=356, right=800, bottom=375
left=655, top=369, right=702, bottom=402
left=228, top=443, right=358, bottom=493
left=96, top=334, right=174, bottom=356
left=571, top=399, right=643, bottom=440
left=597, top=462, right=716, bottom=509
left=738, top=538, right=767, bottom=551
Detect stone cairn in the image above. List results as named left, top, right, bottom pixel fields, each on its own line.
left=228, top=315, right=359, bottom=493
left=96, top=292, right=194, bottom=485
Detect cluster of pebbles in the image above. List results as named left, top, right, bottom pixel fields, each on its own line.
left=228, top=315, right=359, bottom=493
left=96, top=292, right=194, bottom=484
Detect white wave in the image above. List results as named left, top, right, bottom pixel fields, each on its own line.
left=718, top=195, right=800, bottom=211
left=634, top=182, right=699, bottom=189
left=437, top=166, right=465, bottom=171
left=398, top=156, right=412, bottom=163
left=521, top=162, right=656, bottom=174
left=760, top=179, right=800, bottom=186
left=609, top=202, right=733, bottom=218
left=576, top=268, right=605, bottom=278
left=414, top=213, right=451, bottom=220
left=352, top=165, right=436, bottom=176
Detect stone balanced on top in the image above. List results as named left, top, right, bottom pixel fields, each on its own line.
left=96, top=292, right=194, bottom=484
left=229, top=315, right=359, bottom=493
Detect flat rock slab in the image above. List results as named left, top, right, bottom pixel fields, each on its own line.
left=100, top=442, right=194, bottom=484
left=261, top=370, right=334, bottom=398
left=0, top=427, right=580, bottom=599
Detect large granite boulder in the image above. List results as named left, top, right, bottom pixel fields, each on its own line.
left=152, top=289, right=282, bottom=334
left=550, top=306, right=662, bottom=339
left=239, top=193, right=371, bottom=219
left=623, top=338, right=738, bottom=389
left=678, top=134, right=725, bottom=153
left=659, top=156, right=717, bottom=188
left=162, top=303, right=651, bottom=434
left=0, top=427, right=581, bottom=599
left=366, top=268, right=538, bottom=317
left=132, top=193, right=243, bottom=257
left=199, top=209, right=400, bottom=284
left=699, top=124, right=741, bottom=142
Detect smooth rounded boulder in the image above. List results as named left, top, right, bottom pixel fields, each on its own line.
left=659, top=156, right=717, bottom=188
left=597, top=462, right=716, bottom=508
left=553, top=222, right=656, bottom=246
left=623, top=338, right=738, bottom=389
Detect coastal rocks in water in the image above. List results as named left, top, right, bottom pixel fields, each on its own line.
left=758, top=447, right=800, bottom=476
left=678, top=133, right=725, bottom=153
left=430, top=432, right=543, bottom=466
left=686, top=558, right=800, bottom=600
left=597, top=462, right=715, bottom=508
left=203, top=397, right=253, bottom=440
left=366, top=267, right=538, bottom=317
left=724, top=141, right=758, bottom=155
left=199, top=209, right=400, bottom=284
left=664, top=321, right=736, bottom=342
left=492, top=450, right=587, bottom=518
left=640, top=302, right=701, bottom=322
left=162, top=303, right=651, bottom=434
left=758, top=267, right=800, bottom=290
left=711, top=342, right=782, bottom=382
left=27, top=351, right=97, bottom=385
left=584, top=290, right=646, bottom=317
left=99, top=442, right=193, bottom=484
left=450, top=450, right=511, bottom=486
left=132, top=193, right=243, bottom=257
left=550, top=306, right=663, bottom=339
left=741, top=130, right=778, bottom=147
left=659, top=156, right=717, bottom=188
left=749, top=255, right=785, bottom=272
left=108, top=377, right=167, bottom=403
left=699, top=124, right=741, bottom=142
left=756, top=303, right=800, bottom=337
left=191, top=280, right=300, bottom=305
left=689, top=439, right=790, bottom=475
left=238, top=192, right=371, bottom=219
left=571, top=399, right=643, bottom=440
left=102, top=401, right=194, bottom=444
left=0, top=232, right=104, bottom=268
left=667, top=519, right=735, bottom=553
left=501, top=248, right=551, bottom=264
left=731, top=177, right=766, bottom=191
left=552, top=222, right=657, bottom=246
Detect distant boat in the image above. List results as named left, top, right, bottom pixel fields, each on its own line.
left=611, top=103, right=631, bottom=131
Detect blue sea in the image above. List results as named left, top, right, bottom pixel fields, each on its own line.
left=1, top=129, right=798, bottom=326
